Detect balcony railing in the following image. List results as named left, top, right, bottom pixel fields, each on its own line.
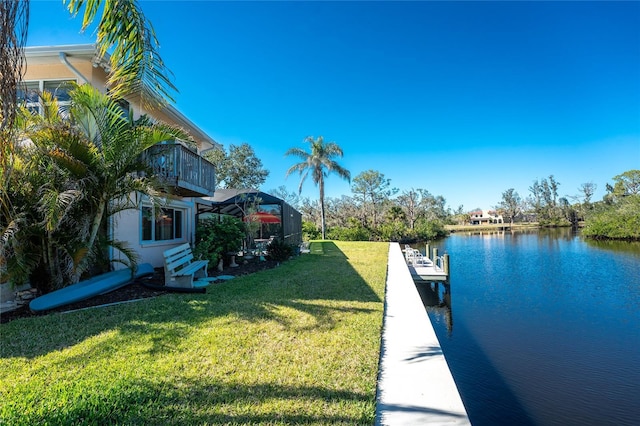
left=142, top=142, right=216, bottom=197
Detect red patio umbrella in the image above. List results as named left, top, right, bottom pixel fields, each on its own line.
left=243, top=211, right=281, bottom=224
left=244, top=211, right=281, bottom=241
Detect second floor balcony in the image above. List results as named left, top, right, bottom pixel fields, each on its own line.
left=142, top=142, right=216, bottom=197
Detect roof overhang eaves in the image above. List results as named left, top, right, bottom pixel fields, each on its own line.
left=25, top=44, right=98, bottom=57
left=163, top=104, right=221, bottom=150
left=25, top=44, right=111, bottom=72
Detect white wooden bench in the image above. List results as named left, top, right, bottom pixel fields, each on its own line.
left=163, top=243, right=209, bottom=288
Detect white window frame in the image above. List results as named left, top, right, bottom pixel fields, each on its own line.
left=18, top=79, right=77, bottom=116
left=140, top=205, right=187, bottom=245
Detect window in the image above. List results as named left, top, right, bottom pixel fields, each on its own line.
left=17, top=79, right=76, bottom=116
left=142, top=207, right=184, bottom=242
left=17, top=82, right=41, bottom=114
left=106, top=86, right=132, bottom=117
left=116, top=98, right=130, bottom=117
left=43, top=80, right=74, bottom=103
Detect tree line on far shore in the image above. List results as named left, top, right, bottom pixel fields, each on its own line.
left=296, top=170, right=640, bottom=242
left=209, top=136, right=639, bottom=242
left=493, top=171, right=639, bottom=241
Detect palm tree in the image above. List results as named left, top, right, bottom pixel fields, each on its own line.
left=1, top=0, right=174, bottom=286
left=285, top=136, right=350, bottom=240
left=9, top=84, right=187, bottom=290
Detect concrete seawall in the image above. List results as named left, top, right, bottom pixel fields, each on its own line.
left=375, top=243, right=470, bottom=425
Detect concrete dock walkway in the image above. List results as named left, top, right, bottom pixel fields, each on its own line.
left=376, top=243, right=470, bottom=425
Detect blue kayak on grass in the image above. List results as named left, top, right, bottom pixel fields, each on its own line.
left=29, top=263, right=155, bottom=312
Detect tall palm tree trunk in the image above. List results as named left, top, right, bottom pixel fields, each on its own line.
left=71, top=192, right=108, bottom=282
left=319, top=178, right=326, bottom=240
left=0, top=0, right=29, bottom=248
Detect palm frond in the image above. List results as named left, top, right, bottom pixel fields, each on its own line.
left=103, top=236, right=139, bottom=271
left=47, top=146, right=91, bottom=178
left=284, top=146, right=310, bottom=159
left=297, top=169, right=310, bottom=193
left=322, top=142, right=345, bottom=158
left=69, top=83, right=126, bottom=151
left=285, top=161, right=310, bottom=177
left=1, top=214, right=42, bottom=287
left=64, top=0, right=177, bottom=108
left=37, top=187, right=82, bottom=233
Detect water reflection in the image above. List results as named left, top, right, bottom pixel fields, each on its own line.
left=457, top=230, right=509, bottom=237
left=415, top=281, right=453, bottom=335
left=456, top=227, right=581, bottom=240
left=408, top=242, right=455, bottom=334
left=584, top=237, right=640, bottom=255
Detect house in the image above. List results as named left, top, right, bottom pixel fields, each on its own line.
left=468, top=210, right=504, bottom=225
left=22, top=44, right=219, bottom=269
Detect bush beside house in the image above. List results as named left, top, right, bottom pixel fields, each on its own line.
left=194, top=217, right=245, bottom=270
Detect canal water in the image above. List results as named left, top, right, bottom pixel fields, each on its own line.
left=415, top=229, right=640, bottom=425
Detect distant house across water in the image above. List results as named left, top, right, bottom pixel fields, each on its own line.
left=468, top=210, right=504, bottom=225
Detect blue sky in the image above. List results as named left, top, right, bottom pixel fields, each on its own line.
left=28, top=0, right=639, bottom=211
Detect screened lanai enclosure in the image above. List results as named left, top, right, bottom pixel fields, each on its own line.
left=196, top=189, right=302, bottom=253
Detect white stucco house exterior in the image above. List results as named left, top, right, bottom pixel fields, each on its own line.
left=22, top=44, right=219, bottom=269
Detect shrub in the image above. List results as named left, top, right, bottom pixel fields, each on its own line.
left=378, top=221, right=409, bottom=242
left=327, top=225, right=371, bottom=241
left=302, top=220, right=320, bottom=241
left=326, top=218, right=371, bottom=241
left=194, top=216, right=245, bottom=265
left=583, top=195, right=640, bottom=240
left=266, top=239, right=294, bottom=261
left=414, top=219, right=447, bottom=241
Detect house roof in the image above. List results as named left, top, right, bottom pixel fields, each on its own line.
left=24, top=44, right=220, bottom=151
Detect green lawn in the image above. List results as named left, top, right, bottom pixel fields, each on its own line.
left=0, top=241, right=388, bottom=425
